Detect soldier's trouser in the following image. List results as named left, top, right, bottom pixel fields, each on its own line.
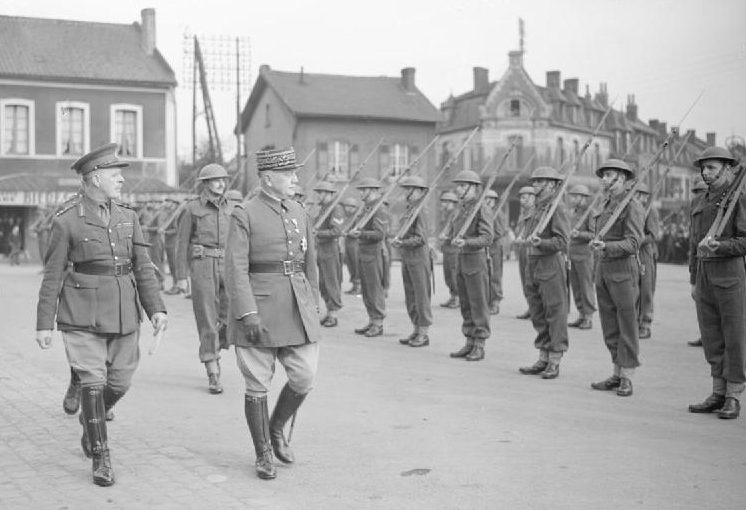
left=235, top=343, right=320, bottom=398
left=190, top=256, right=228, bottom=363
left=358, top=246, right=386, bottom=322
left=694, top=259, right=746, bottom=384
left=637, top=251, right=656, bottom=327
left=457, top=251, right=491, bottom=340
left=344, top=238, right=359, bottom=283
left=62, top=329, right=140, bottom=393
left=317, top=249, right=343, bottom=312
left=442, top=247, right=459, bottom=297
left=518, top=247, right=530, bottom=304
left=165, top=237, right=177, bottom=280
left=402, top=256, right=433, bottom=328
left=525, top=254, right=569, bottom=353
left=595, top=257, right=640, bottom=369
left=149, top=235, right=165, bottom=285
left=569, top=256, right=597, bottom=317
left=489, top=244, right=504, bottom=303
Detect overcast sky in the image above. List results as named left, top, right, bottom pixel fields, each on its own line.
left=2, top=0, right=745, bottom=159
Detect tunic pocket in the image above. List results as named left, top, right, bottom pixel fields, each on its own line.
left=57, top=272, right=99, bottom=328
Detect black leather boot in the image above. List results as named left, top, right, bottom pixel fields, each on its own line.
left=718, top=397, right=740, bottom=419
left=450, top=338, right=474, bottom=358
left=63, top=368, right=81, bottom=415
left=244, top=395, right=276, bottom=480
left=80, top=385, right=114, bottom=487
left=465, top=339, right=485, bottom=361
left=688, top=393, right=726, bottom=413
left=270, top=384, right=308, bottom=464
left=519, top=359, right=548, bottom=375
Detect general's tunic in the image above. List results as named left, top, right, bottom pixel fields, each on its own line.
left=590, top=195, right=645, bottom=368
left=689, top=185, right=746, bottom=383
left=523, top=196, right=570, bottom=353
left=226, top=191, right=321, bottom=348
left=398, top=205, right=433, bottom=328
left=568, top=204, right=597, bottom=318
left=315, top=203, right=344, bottom=312
left=451, top=198, right=493, bottom=340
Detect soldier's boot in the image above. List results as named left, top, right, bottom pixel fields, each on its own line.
left=519, top=350, right=549, bottom=375
left=687, top=338, right=703, bottom=347
left=568, top=316, right=584, bottom=328
left=409, top=327, right=430, bottom=348
left=688, top=393, right=726, bottom=413
left=465, top=339, right=485, bottom=362
left=516, top=310, right=531, bottom=320
left=450, top=338, right=474, bottom=358
left=352, top=280, right=362, bottom=296
left=364, top=322, right=384, bottom=337
left=577, top=317, right=593, bottom=330
left=638, top=325, right=651, bottom=339
left=206, top=360, right=223, bottom=394
left=718, top=398, right=740, bottom=419
left=63, top=368, right=81, bottom=415
left=590, top=375, right=621, bottom=391
left=488, top=301, right=500, bottom=315
left=269, top=384, right=308, bottom=464
left=399, top=331, right=417, bottom=345
left=80, top=385, right=115, bottom=487
left=541, top=352, right=562, bottom=379
left=244, top=395, right=277, bottom=480
left=354, top=323, right=373, bottom=335
left=440, top=295, right=459, bottom=308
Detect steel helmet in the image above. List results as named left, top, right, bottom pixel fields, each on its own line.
left=567, top=184, right=591, bottom=196
left=451, top=170, right=482, bottom=185
left=313, top=181, right=337, bottom=193
left=355, top=177, right=382, bottom=189
left=197, top=163, right=229, bottom=181
left=224, top=189, right=243, bottom=200
left=341, top=197, right=360, bottom=207
left=399, top=175, right=429, bottom=189
left=693, top=146, right=736, bottom=168
left=530, top=166, right=564, bottom=181
left=440, top=191, right=458, bottom=202
left=635, top=182, right=650, bottom=194
left=596, top=159, right=635, bottom=179
left=518, top=186, right=537, bottom=196
left=485, top=189, right=499, bottom=199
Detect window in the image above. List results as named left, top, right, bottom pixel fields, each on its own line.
left=391, top=143, right=409, bottom=176
left=110, top=104, right=143, bottom=158
left=379, top=145, right=391, bottom=176
left=317, top=142, right=329, bottom=173
left=1, top=99, right=35, bottom=156
left=56, top=102, right=90, bottom=156
left=508, top=135, right=524, bottom=168
left=594, top=143, right=601, bottom=169
left=264, top=103, right=271, bottom=128
left=510, top=99, right=521, bottom=117
left=573, top=140, right=580, bottom=159
left=556, top=137, right=565, bottom=165
left=329, top=140, right=350, bottom=180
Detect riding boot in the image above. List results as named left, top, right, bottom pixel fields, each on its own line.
left=450, top=337, right=474, bottom=358
left=244, top=395, right=277, bottom=480
left=80, top=385, right=114, bottom=486
left=269, top=384, right=308, bottom=464
left=102, top=386, right=124, bottom=422
left=63, top=368, right=81, bottom=415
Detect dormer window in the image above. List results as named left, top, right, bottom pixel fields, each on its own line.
left=510, top=99, right=521, bottom=117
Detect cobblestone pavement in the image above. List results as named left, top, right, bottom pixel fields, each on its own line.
left=1, top=260, right=745, bottom=509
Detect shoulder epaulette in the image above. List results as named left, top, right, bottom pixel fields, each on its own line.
left=114, top=201, right=135, bottom=210
left=55, top=196, right=81, bottom=216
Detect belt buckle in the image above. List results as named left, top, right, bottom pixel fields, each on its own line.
left=283, top=260, right=293, bottom=275
left=114, top=264, right=124, bottom=276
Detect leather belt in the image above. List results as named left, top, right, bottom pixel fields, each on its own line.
left=73, top=261, right=133, bottom=276
left=203, top=247, right=225, bottom=258
left=249, top=260, right=305, bottom=275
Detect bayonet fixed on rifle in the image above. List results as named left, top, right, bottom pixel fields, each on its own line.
left=645, top=131, right=694, bottom=216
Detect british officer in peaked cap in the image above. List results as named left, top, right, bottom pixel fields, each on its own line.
left=35, top=142, right=167, bottom=487
left=225, top=147, right=321, bottom=480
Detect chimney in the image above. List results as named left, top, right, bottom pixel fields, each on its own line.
left=473, top=67, right=489, bottom=94
left=595, top=82, right=608, bottom=107
left=546, top=70, right=561, bottom=89
left=658, top=122, right=667, bottom=137
left=585, top=84, right=592, bottom=100
left=299, top=66, right=305, bottom=84
left=648, top=119, right=659, bottom=132
left=563, top=78, right=579, bottom=96
left=401, top=67, right=416, bottom=92
left=140, top=8, right=156, bottom=55
left=626, top=94, right=638, bottom=121
left=441, top=95, right=456, bottom=124
left=508, top=50, right=523, bottom=69
left=706, top=132, right=716, bottom=146
left=687, top=129, right=696, bottom=141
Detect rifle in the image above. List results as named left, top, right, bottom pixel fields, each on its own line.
left=313, top=138, right=385, bottom=230
left=346, top=131, right=459, bottom=234
left=394, top=138, right=497, bottom=242
left=645, top=131, right=693, bottom=216
left=452, top=142, right=518, bottom=243
left=156, top=196, right=195, bottom=236
left=494, top=153, right=537, bottom=213
left=699, top=159, right=746, bottom=249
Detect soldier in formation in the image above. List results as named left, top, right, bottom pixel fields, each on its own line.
left=225, top=147, right=321, bottom=479
left=635, top=183, right=660, bottom=340
left=341, top=197, right=362, bottom=296
left=313, top=180, right=344, bottom=327
left=518, top=167, right=570, bottom=379
left=438, top=190, right=460, bottom=309
left=485, top=189, right=508, bottom=315
left=35, top=143, right=167, bottom=486
left=567, top=184, right=597, bottom=329
left=174, top=163, right=232, bottom=394
left=393, top=176, right=433, bottom=347
left=686, top=178, right=708, bottom=347
left=514, top=186, right=537, bottom=319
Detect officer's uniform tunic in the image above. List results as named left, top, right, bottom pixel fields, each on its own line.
left=590, top=195, right=645, bottom=368
left=357, top=205, right=389, bottom=323
left=315, top=203, right=344, bottom=313
left=399, top=206, right=433, bottom=330
left=175, top=191, right=232, bottom=364
left=489, top=210, right=508, bottom=305
left=452, top=199, right=494, bottom=340
left=226, top=190, right=321, bottom=395
left=523, top=197, right=570, bottom=354
left=568, top=205, right=597, bottom=319
left=638, top=207, right=660, bottom=329
left=689, top=186, right=746, bottom=385
left=36, top=195, right=165, bottom=389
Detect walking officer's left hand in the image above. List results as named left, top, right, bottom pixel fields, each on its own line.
left=36, top=329, right=53, bottom=350
left=151, top=312, right=168, bottom=334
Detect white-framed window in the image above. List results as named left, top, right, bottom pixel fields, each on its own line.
left=1, top=99, right=35, bottom=156
left=110, top=104, right=143, bottom=158
left=391, top=143, right=410, bottom=175
left=56, top=101, right=90, bottom=157
left=329, top=140, right=350, bottom=180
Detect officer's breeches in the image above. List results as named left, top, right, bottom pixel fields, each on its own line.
left=358, top=246, right=386, bottom=321
left=525, top=254, right=569, bottom=353
left=569, top=256, right=597, bottom=317
left=457, top=251, right=490, bottom=340
left=595, top=257, right=640, bottom=368
left=518, top=248, right=529, bottom=299
left=694, top=259, right=746, bottom=383
left=442, top=248, right=459, bottom=296
left=190, top=257, right=227, bottom=363
left=489, top=244, right=504, bottom=303
left=317, top=248, right=343, bottom=312
left=402, top=257, right=433, bottom=328
left=63, top=329, right=140, bottom=392
left=637, top=251, right=656, bottom=327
